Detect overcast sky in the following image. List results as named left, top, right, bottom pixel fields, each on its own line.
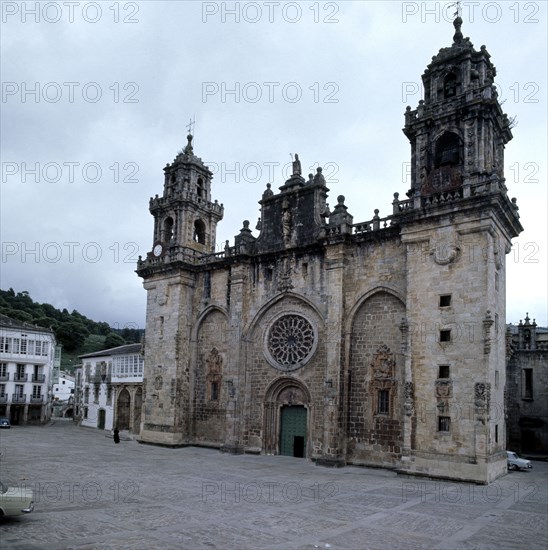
left=1, top=0, right=547, bottom=329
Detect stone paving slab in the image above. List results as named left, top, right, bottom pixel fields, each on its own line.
left=0, top=420, right=546, bottom=549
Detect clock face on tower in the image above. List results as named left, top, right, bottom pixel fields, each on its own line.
left=152, top=242, right=164, bottom=257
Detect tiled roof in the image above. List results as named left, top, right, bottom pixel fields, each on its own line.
left=0, top=313, right=55, bottom=334
left=79, top=343, right=142, bottom=359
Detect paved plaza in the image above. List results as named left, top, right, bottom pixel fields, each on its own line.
left=0, top=420, right=546, bottom=549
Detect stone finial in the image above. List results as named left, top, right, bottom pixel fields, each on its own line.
left=308, top=173, right=314, bottom=185
left=262, top=183, right=274, bottom=199
left=453, top=15, right=463, bottom=44
left=183, top=133, right=194, bottom=155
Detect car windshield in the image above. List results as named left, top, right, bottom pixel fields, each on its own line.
left=508, top=452, right=518, bottom=459
left=0, top=482, right=7, bottom=494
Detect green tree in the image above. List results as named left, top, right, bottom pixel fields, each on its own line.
left=104, top=332, right=126, bottom=349
left=55, top=321, right=90, bottom=352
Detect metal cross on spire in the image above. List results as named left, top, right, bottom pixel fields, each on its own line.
left=449, top=1, right=462, bottom=18
left=186, top=116, right=196, bottom=136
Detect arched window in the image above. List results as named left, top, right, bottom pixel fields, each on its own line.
left=163, top=217, right=174, bottom=241
left=197, top=178, right=204, bottom=198
left=194, top=219, right=206, bottom=244
left=434, top=132, right=461, bottom=168
left=444, top=72, right=458, bottom=98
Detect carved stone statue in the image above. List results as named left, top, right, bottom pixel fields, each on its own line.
left=206, top=347, right=223, bottom=374
left=292, top=154, right=302, bottom=176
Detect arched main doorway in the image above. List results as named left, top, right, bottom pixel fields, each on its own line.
left=280, top=405, right=307, bottom=457
left=264, top=378, right=311, bottom=457
left=117, top=389, right=130, bottom=430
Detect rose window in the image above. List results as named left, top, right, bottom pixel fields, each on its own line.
left=266, top=314, right=316, bottom=370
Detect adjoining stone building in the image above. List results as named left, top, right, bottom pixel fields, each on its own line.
left=506, top=314, right=548, bottom=454
left=136, top=18, right=523, bottom=483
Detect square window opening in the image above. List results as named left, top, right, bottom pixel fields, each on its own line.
left=438, top=416, right=451, bottom=432
left=438, top=365, right=450, bottom=379
left=439, top=295, right=452, bottom=308
left=440, top=330, right=451, bottom=342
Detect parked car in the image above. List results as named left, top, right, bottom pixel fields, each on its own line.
left=0, top=481, right=34, bottom=517
left=506, top=450, right=532, bottom=471
left=0, top=418, right=10, bottom=429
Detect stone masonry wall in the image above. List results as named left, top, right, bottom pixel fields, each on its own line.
left=348, top=291, right=406, bottom=466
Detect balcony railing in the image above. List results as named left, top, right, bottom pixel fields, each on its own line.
left=0, top=373, right=9, bottom=381
left=30, top=395, right=43, bottom=403
left=12, top=393, right=27, bottom=403
left=0, top=395, right=7, bottom=403
left=14, top=373, right=28, bottom=382
left=32, top=374, right=46, bottom=383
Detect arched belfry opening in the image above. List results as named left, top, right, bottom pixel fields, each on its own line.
left=443, top=72, right=458, bottom=98
left=197, top=178, right=204, bottom=198
left=194, top=219, right=206, bottom=244
left=163, top=217, right=174, bottom=241
left=434, top=132, right=461, bottom=168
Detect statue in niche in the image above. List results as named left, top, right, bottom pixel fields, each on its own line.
left=371, top=345, right=395, bottom=379
left=206, top=347, right=223, bottom=374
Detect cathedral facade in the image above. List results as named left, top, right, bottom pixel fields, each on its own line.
left=136, top=18, right=523, bottom=483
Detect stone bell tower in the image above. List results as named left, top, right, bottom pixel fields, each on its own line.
left=404, top=16, right=512, bottom=198
left=397, top=15, right=523, bottom=483
left=137, top=133, right=224, bottom=446
left=149, top=133, right=223, bottom=255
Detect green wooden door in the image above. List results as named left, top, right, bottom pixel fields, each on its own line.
left=280, top=406, right=307, bottom=457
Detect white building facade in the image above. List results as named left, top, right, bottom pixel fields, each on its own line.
left=0, top=314, right=60, bottom=424
left=78, top=344, right=144, bottom=432
left=53, top=371, right=75, bottom=401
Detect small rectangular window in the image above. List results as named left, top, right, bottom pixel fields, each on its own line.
left=495, top=424, right=499, bottom=443
left=439, top=295, right=452, bottom=307
left=211, top=381, right=219, bottom=401
left=440, top=330, right=451, bottom=342
left=495, top=370, right=499, bottom=389
left=377, top=390, right=389, bottom=414
left=438, top=416, right=450, bottom=432
left=438, top=365, right=450, bottom=379
left=524, top=369, right=533, bottom=399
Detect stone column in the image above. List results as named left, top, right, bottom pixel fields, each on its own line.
left=129, top=387, right=135, bottom=433
left=221, top=264, right=247, bottom=454
left=317, top=243, right=345, bottom=467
